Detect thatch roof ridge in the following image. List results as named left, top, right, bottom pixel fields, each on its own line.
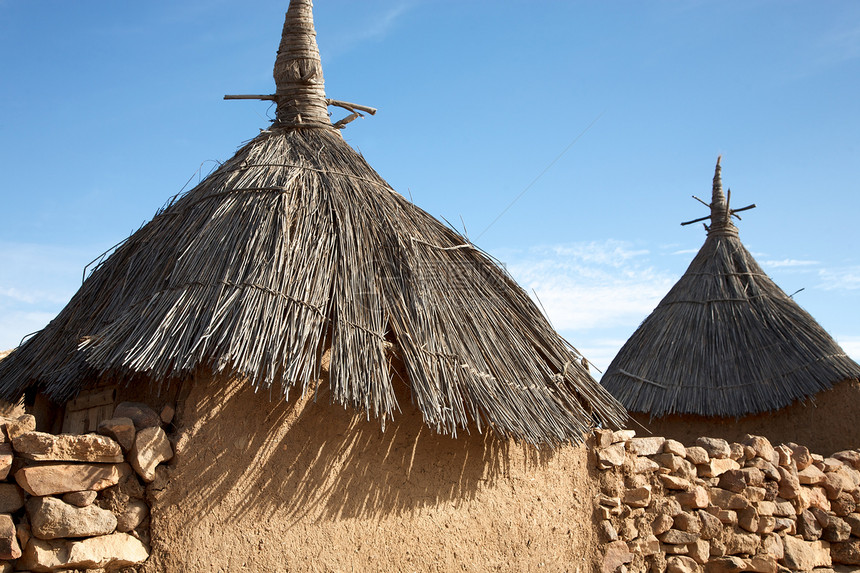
left=0, top=1, right=626, bottom=443
left=601, top=158, right=860, bottom=418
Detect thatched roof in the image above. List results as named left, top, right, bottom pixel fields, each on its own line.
left=0, top=0, right=625, bottom=444
left=601, top=158, right=860, bottom=418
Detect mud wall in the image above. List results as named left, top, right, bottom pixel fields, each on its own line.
left=630, top=379, right=860, bottom=456
left=141, top=372, right=603, bottom=573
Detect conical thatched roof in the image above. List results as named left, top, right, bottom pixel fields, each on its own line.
left=0, top=0, right=625, bottom=445
left=601, top=158, right=860, bottom=418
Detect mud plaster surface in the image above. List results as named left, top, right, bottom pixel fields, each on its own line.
left=142, top=373, right=601, bottom=573
left=633, top=378, right=860, bottom=455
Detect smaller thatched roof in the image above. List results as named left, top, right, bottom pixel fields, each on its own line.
left=601, top=157, right=860, bottom=418
left=0, top=0, right=625, bottom=445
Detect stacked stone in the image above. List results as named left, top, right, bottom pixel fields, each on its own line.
left=0, top=402, right=174, bottom=572
left=593, top=429, right=860, bottom=573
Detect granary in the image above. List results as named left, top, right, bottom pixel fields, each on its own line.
left=601, top=157, right=860, bottom=454
left=0, top=2, right=625, bottom=570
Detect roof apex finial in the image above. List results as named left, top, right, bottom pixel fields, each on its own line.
left=273, top=0, right=331, bottom=128
left=708, top=155, right=735, bottom=235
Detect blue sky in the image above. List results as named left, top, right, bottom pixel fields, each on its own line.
left=1, top=1, right=859, bottom=374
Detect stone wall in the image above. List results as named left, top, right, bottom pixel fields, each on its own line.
left=592, top=429, right=860, bottom=573
left=0, top=402, right=173, bottom=572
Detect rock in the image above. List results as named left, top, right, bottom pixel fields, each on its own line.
left=819, top=514, right=852, bottom=543
left=798, top=464, right=827, bottom=485
left=675, top=486, right=710, bottom=510
left=674, top=511, right=701, bottom=534
left=719, top=468, right=765, bottom=493
left=773, top=499, right=795, bottom=517
left=15, top=521, right=29, bottom=550
left=664, top=440, right=686, bottom=457
left=781, top=536, right=832, bottom=570
left=653, top=497, right=684, bottom=516
left=593, top=429, right=613, bottom=448
left=787, top=443, right=813, bottom=471
left=600, top=495, right=622, bottom=508
left=662, top=475, right=692, bottom=490
left=758, top=516, right=777, bottom=534
left=762, top=533, right=784, bottom=561
left=129, top=426, right=173, bottom=483
left=775, top=444, right=793, bottom=467
left=709, top=539, right=727, bottom=558
left=830, top=540, right=860, bottom=565
left=27, top=496, right=117, bottom=539
left=630, top=534, right=661, bottom=556
left=598, top=444, right=627, bottom=469
left=18, top=537, right=67, bottom=571
left=660, top=529, right=700, bottom=545
left=653, top=453, right=697, bottom=480
left=113, top=402, right=161, bottom=431
left=729, top=443, right=745, bottom=463
left=70, top=533, right=150, bottom=570
left=623, top=485, right=651, bottom=508
left=688, top=539, right=709, bottom=564
left=160, top=404, right=175, bottom=425
left=808, top=486, right=833, bottom=512
left=0, top=484, right=25, bottom=514
left=653, top=513, right=675, bottom=535
left=798, top=509, right=824, bottom=540
left=844, top=513, right=860, bottom=537
left=747, top=554, right=778, bottom=573
left=115, top=499, right=149, bottom=533
left=710, top=488, right=750, bottom=511
left=15, top=462, right=126, bottom=496
left=602, top=540, right=634, bottom=573
left=97, top=417, right=136, bottom=452
left=635, top=456, right=661, bottom=474
left=774, top=517, right=795, bottom=533
left=744, top=487, right=767, bottom=503
left=762, top=481, right=779, bottom=502
left=823, top=472, right=852, bottom=500
left=686, top=447, right=710, bottom=466
left=704, top=556, right=746, bottom=573
left=696, top=437, right=732, bottom=459
left=832, top=450, right=860, bottom=471
left=699, top=458, right=741, bottom=478
left=738, top=507, right=759, bottom=533
left=61, top=490, right=98, bottom=508
left=0, top=414, right=36, bottom=441
left=596, top=505, right=612, bottom=520
left=599, top=519, right=618, bottom=542
left=708, top=507, right=738, bottom=526
left=745, top=458, right=780, bottom=481
left=778, top=466, right=802, bottom=499
left=757, top=501, right=776, bottom=516
left=12, top=431, right=123, bottom=463
left=0, top=513, right=21, bottom=560
left=724, top=530, right=760, bottom=556
left=698, top=509, right=722, bottom=539
left=743, top=435, right=776, bottom=465
left=628, top=437, right=665, bottom=456
left=666, top=555, right=699, bottom=573
left=0, top=443, right=12, bottom=481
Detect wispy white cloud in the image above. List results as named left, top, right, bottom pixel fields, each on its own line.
left=0, top=311, right=54, bottom=351
left=502, top=240, right=676, bottom=333
left=0, top=241, right=96, bottom=349
left=671, top=248, right=698, bottom=256
left=818, top=267, right=860, bottom=291
left=762, top=259, right=819, bottom=268
left=327, top=2, right=416, bottom=54
left=836, top=336, right=860, bottom=363
left=818, top=24, right=860, bottom=67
